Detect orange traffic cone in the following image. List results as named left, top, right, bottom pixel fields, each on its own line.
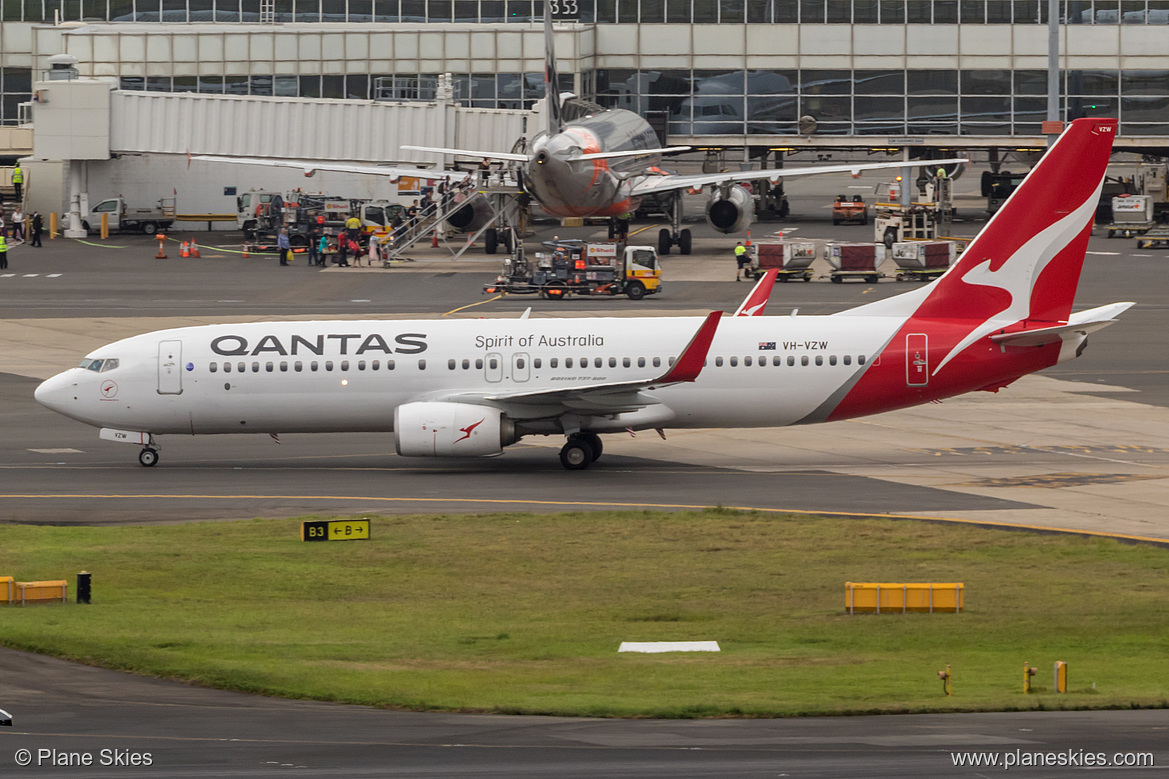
left=180, top=240, right=190, bottom=258
left=190, top=240, right=201, bottom=258
left=241, top=243, right=249, bottom=258
left=155, top=234, right=167, bottom=259
left=431, top=230, right=438, bottom=248
left=744, top=229, right=752, bottom=248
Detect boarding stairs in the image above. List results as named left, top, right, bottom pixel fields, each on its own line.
left=385, top=180, right=524, bottom=262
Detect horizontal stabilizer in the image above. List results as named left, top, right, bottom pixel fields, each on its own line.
left=990, top=302, right=1134, bottom=346
left=401, top=145, right=529, bottom=162
left=576, top=146, right=692, bottom=162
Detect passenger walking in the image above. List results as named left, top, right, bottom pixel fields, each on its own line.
left=734, top=241, right=749, bottom=281
left=277, top=227, right=291, bottom=266
left=11, top=164, right=23, bottom=202
left=11, top=206, right=23, bottom=240
left=317, top=232, right=329, bottom=266
left=306, top=226, right=319, bottom=267
left=30, top=212, right=43, bottom=247
left=337, top=236, right=349, bottom=266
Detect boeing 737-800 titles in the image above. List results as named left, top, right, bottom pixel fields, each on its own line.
left=37, top=119, right=1130, bottom=470
left=195, top=12, right=967, bottom=255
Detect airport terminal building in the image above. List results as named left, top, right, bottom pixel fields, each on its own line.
left=2, top=1, right=1169, bottom=148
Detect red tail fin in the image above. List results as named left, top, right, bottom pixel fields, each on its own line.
left=919, top=119, right=1115, bottom=327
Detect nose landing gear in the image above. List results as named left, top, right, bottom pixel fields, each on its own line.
left=138, top=447, right=159, bottom=467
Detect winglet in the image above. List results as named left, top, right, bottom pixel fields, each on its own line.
left=734, top=269, right=778, bottom=316
left=655, top=311, right=722, bottom=384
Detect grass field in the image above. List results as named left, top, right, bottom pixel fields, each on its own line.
left=2, top=510, right=1168, bottom=718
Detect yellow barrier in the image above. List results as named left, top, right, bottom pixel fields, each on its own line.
left=0, top=576, right=13, bottom=603
left=15, top=580, right=68, bottom=605
left=845, top=582, right=963, bottom=614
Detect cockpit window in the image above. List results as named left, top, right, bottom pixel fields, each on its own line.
left=78, top=358, right=119, bottom=372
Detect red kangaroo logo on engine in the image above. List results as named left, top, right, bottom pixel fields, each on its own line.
left=455, top=419, right=484, bottom=443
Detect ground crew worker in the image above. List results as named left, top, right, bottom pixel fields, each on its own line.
left=617, top=213, right=631, bottom=241
left=11, top=164, right=23, bottom=202
left=0, top=233, right=7, bottom=269
left=935, top=166, right=947, bottom=179
left=734, top=241, right=749, bottom=281
left=345, top=214, right=361, bottom=245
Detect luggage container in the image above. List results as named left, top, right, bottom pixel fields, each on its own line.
left=824, top=242, right=886, bottom=283
left=1106, top=194, right=1155, bottom=238
left=750, top=241, right=816, bottom=282
left=891, top=241, right=957, bottom=282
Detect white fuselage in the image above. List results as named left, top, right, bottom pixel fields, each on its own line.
left=35, top=315, right=903, bottom=437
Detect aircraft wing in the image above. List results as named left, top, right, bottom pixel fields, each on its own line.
left=628, top=157, right=969, bottom=197
left=191, top=154, right=468, bottom=180
left=430, top=311, right=722, bottom=417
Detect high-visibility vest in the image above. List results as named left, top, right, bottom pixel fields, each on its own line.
left=734, top=245, right=747, bottom=257
left=11, top=167, right=22, bottom=184
left=346, top=217, right=360, bottom=230
left=0, top=235, right=8, bottom=251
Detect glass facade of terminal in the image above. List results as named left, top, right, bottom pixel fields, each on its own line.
left=3, top=0, right=1169, bottom=24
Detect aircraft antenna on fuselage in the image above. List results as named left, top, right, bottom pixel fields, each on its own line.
left=543, top=10, right=563, bottom=136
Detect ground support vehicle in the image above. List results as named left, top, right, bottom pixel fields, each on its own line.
left=1136, top=225, right=1169, bottom=249
left=484, top=240, right=662, bottom=301
left=832, top=195, right=869, bottom=225
left=748, top=242, right=815, bottom=282
left=825, top=242, right=886, bottom=283
left=875, top=178, right=952, bottom=248
left=891, top=241, right=957, bottom=282
left=238, top=189, right=405, bottom=252
left=84, top=196, right=176, bottom=234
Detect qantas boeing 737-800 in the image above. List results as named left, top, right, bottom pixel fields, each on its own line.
left=36, top=119, right=1130, bottom=470
left=195, top=13, right=967, bottom=255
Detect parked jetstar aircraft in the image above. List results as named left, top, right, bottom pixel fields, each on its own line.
left=37, top=119, right=1130, bottom=470
left=194, top=13, right=966, bottom=256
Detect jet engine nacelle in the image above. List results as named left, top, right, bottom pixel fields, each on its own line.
left=394, top=401, right=515, bottom=457
left=705, top=185, right=754, bottom=234
left=446, top=197, right=493, bottom=234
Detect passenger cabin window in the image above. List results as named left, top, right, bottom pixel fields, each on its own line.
left=566, top=357, right=574, bottom=368
left=295, top=361, right=303, bottom=372
left=551, top=358, right=559, bottom=368
left=653, top=357, right=661, bottom=368
left=534, top=358, right=542, bottom=368
left=858, top=355, right=867, bottom=365
left=843, top=355, right=851, bottom=365
left=462, top=359, right=470, bottom=369
left=715, top=356, right=724, bottom=367
left=638, top=357, right=645, bottom=368
left=325, top=361, right=334, bottom=371
left=801, top=356, right=809, bottom=366
left=280, top=361, right=288, bottom=372
left=224, top=363, right=232, bottom=373
left=475, top=359, right=483, bottom=370
left=829, top=355, right=837, bottom=366
left=815, top=356, right=823, bottom=366
left=449, top=359, right=457, bottom=370
left=745, top=356, right=752, bottom=366
left=594, top=357, right=602, bottom=368
left=311, top=361, right=319, bottom=371
left=265, top=361, right=274, bottom=372
left=788, top=356, right=796, bottom=366
left=773, top=356, right=781, bottom=366
left=252, top=362, right=260, bottom=372
left=358, top=360, right=366, bottom=370
left=730, top=356, right=739, bottom=367
left=209, top=363, right=218, bottom=373
left=237, top=362, right=245, bottom=372
left=387, top=360, right=395, bottom=370
left=418, top=359, right=426, bottom=370
left=340, top=360, right=349, bottom=371
left=372, top=360, right=380, bottom=370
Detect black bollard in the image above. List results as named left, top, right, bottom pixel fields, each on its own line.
left=77, top=571, right=91, bottom=604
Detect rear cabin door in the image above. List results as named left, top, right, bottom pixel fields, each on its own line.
left=906, top=334, right=928, bottom=387
left=158, top=340, right=183, bottom=394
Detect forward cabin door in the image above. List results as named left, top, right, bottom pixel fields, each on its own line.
left=158, top=340, right=183, bottom=394
left=906, top=334, right=928, bottom=387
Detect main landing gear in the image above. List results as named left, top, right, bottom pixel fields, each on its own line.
left=656, top=193, right=692, bottom=256
left=559, top=432, right=603, bottom=470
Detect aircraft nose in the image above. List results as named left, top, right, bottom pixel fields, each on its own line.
left=35, top=371, right=75, bottom=413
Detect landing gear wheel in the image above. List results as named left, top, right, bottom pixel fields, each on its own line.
left=625, top=281, right=645, bottom=300
left=658, top=228, right=672, bottom=255
left=678, top=228, right=692, bottom=255
left=138, top=448, right=159, bottom=467
left=502, top=230, right=513, bottom=252
left=559, top=439, right=592, bottom=470
left=484, top=228, right=498, bottom=255
left=578, top=432, right=603, bottom=462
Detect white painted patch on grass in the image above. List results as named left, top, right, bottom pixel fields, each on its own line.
left=618, top=641, right=720, bottom=653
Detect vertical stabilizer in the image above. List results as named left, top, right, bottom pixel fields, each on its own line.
left=543, top=11, right=563, bottom=136
left=841, top=119, right=1116, bottom=334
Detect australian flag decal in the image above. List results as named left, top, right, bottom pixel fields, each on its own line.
left=759, top=342, right=776, bottom=350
